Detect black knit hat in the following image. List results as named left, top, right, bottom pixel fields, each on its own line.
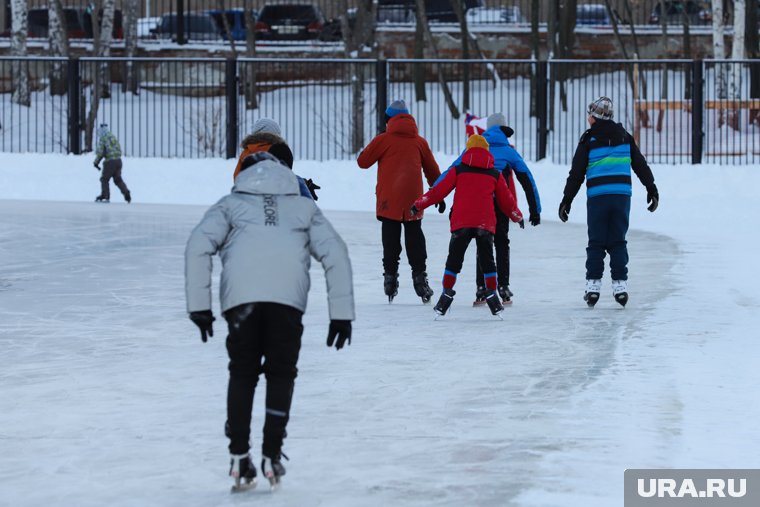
left=268, top=143, right=294, bottom=169
left=239, top=151, right=282, bottom=172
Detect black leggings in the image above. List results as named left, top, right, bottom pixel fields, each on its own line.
left=224, top=302, right=303, bottom=457
left=444, top=228, right=496, bottom=289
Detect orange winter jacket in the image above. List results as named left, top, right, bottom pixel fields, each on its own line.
left=357, top=114, right=440, bottom=222
left=233, top=132, right=287, bottom=180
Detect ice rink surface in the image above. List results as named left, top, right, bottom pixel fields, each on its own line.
left=4, top=196, right=754, bottom=507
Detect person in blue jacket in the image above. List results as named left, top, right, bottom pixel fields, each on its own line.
left=435, top=113, right=542, bottom=304
left=559, top=96, right=659, bottom=307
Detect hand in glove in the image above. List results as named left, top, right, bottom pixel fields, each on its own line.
left=646, top=186, right=659, bottom=212
left=326, top=320, right=352, bottom=350
left=436, top=201, right=446, bottom=214
left=410, top=205, right=420, bottom=217
left=94, top=162, right=101, bottom=171
left=558, top=200, right=571, bottom=223
left=518, top=219, right=525, bottom=229
left=305, top=178, right=320, bottom=201
left=189, top=310, right=215, bottom=343
left=529, top=212, right=541, bottom=226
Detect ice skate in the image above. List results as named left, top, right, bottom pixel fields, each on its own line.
left=434, top=288, right=455, bottom=316
left=124, top=191, right=131, bottom=204
left=473, top=286, right=488, bottom=307
left=94, top=195, right=109, bottom=203
left=412, top=272, right=434, bottom=303
left=498, top=285, right=513, bottom=305
left=612, top=279, right=628, bottom=307
left=229, top=453, right=257, bottom=493
left=485, top=291, right=505, bottom=316
left=584, top=279, right=602, bottom=307
left=261, top=454, right=286, bottom=491
left=383, top=272, right=399, bottom=303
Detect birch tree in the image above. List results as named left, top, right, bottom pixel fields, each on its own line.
left=124, top=0, right=139, bottom=94
left=10, top=0, right=30, bottom=107
left=449, top=0, right=470, bottom=112
left=49, top=0, right=70, bottom=96
left=728, top=0, right=746, bottom=129
left=85, top=0, right=117, bottom=151
left=98, top=0, right=116, bottom=99
left=711, top=0, right=728, bottom=126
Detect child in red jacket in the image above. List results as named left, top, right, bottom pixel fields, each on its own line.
left=412, top=135, right=524, bottom=316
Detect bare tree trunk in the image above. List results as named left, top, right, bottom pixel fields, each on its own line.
left=656, top=0, right=668, bottom=132
left=449, top=0, right=470, bottom=112
left=413, top=6, right=427, bottom=102
left=712, top=0, right=728, bottom=127
left=244, top=0, right=258, bottom=109
left=681, top=0, right=692, bottom=98
left=622, top=0, right=650, bottom=127
left=98, top=0, right=116, bottom=99
left=746, top=0, right=759, bottom=125
left=556, top=0, right=577, bottom=111
left=86, top=0, right=104, bottom=151
left=217, top=0, right=238, bottom=57
left=10, top=0, right=30, bottom=107
left=547, top=0, right=558, bottom=130
left=415, top=0, right=459, bottom=118
left=341, top=0, right=377, bottom=152
left=530, top=0, right=540, bottom=116
left=124, top=0, right=139, bottom=94
left=49, top=0, right=70, bottom=96
left=727, top=0, right=746, bottom=130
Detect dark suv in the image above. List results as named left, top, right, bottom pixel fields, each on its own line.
left=256, top=4, right=326, bottom=40
left=648, top=1, right=711, bottom=25
left=377, top=0, right=483, bottom=24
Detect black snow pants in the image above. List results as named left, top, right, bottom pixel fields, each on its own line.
left=100, top=159, right=130, bottom=200
left=475, top=208, right=510, bottom=290
left=379, top=217, right=427, bottom=275
left=223, top=302, right=303, bottom=457
left=443, top=228, right=497, bottom=289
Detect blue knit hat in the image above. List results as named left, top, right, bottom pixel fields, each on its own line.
left=385, top=99, right=409, bottom=118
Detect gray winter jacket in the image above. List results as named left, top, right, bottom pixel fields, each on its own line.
left=185, top=160, right=355, bottom=321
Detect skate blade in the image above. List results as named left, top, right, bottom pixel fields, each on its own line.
left=266, top=476, right=281, bottom=492
left=492, top=312, right=504, bottom=320
left=230, top=479, right=257, bottom=493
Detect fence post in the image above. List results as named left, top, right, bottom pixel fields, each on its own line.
left=176, top=0, right=186, bottom=45
left=67, top=58, right=81, bottom=155
left=691, top=60, right=703, bottom=165
left=376, top=59, right=388, bottom=134
left=536, top=60, right=548, bottom=161
left=225, top=58, right=239, bottom=160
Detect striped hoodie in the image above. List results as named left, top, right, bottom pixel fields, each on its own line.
left=563, top=120, right=655, bottom=202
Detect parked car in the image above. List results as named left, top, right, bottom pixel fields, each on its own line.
left=465, top=6, right=525, bottom=24
left=648, top=1, right=711, bottom=25
left=255, top=4, right=326, bottom=40
left=576, top=4, right=619, bottom=26
left=318, top=9, right=356, bottom=42
left=152, top=13, right=222, bottom=41
left=377, top=0, right=483, bottom=24
left=26, top=7, right=123, bottom=39
left=208, top=8, right=257, bottom=41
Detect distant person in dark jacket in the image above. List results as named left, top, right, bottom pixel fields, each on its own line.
left=357, top=100, right=441, bottom=303
left=559, top=96, right=659, bottom=307
left=94, top=124, right=130, bottom=203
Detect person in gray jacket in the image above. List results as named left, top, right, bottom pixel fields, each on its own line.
left=185, top=152, right=355, bottom=491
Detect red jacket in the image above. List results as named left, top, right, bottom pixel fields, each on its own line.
left=414, top=147, right=523, bottom=234
left=357, top=114, right=440, bottom=222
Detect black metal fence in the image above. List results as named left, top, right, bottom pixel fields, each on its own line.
left=2, top=56, right=759, bottom=164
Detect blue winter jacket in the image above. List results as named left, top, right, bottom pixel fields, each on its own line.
left=434, top=126, right=542, bottom=215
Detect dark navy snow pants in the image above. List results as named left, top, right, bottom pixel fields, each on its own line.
left=586, top=194, right=630, bottom=281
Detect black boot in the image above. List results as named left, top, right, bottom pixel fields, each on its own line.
left=473, top=285, right=488, bottom=306
left=124, top=191, right=131, bottom=203
left=498, top=285, right=513, bottom=304
left=434, top=288, right=455, bottom=316
left=412, top=272, right=434, bottom=303
left=383, top=272, right=399, bottom=302
left=95, top=195, right=109, bottom=203
left=261, top=454, right=287, bottom=490
left=485, top=291, right=505, bottom=316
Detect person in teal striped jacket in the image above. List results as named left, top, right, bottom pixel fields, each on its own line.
left=558, top=97, right=659, bottom=308
left=94, top=124, right=131, bottom=203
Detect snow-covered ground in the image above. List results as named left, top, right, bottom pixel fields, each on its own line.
left=1, top=153, right=758, bottom=507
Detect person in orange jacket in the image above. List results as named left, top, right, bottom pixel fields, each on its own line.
left=357, top=100, right=441, bottom=303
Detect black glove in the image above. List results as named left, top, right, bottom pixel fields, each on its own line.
left=305, top=178, right=320, bottom=201
left=326, top=320, right=352, bottom=350
left=189, top=310, right=215, bottom=343
left=94, top=162, right=101, bottom=171
left=558, top=199, right=571, bottom=223
left=436, top=201, right=446, bottom=214
left=647, top=186, right=659, bottom=212
left=410, top=205, right=420, bottom=217
left=518, top=219, right=525, bottom=229
left=529, top=212, right=540, bottom=226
